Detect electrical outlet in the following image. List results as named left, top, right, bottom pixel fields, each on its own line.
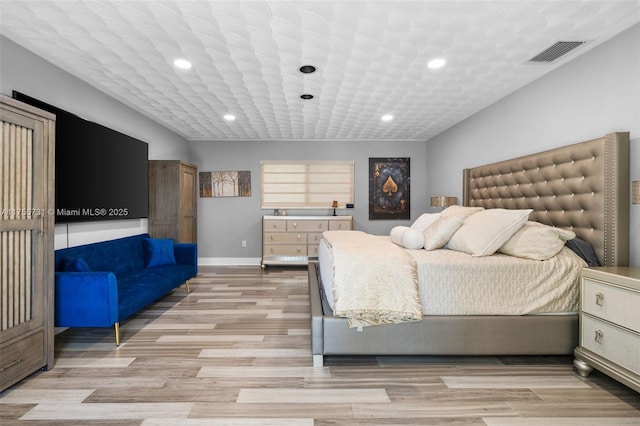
left=241, top=240, right=247, bottom=248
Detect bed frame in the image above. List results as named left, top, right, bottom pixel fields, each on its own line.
left=309, top=132, right=630, bottom=367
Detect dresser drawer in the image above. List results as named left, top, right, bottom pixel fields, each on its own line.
left=287, top=220, right=327, bottom=232
left=308, top=244, right=320, bottom=257
left=581, top=314, right=640, bottom=374
left=264, top=244, right=307, bottom=256
left=329, top=220, right=351, bottom=231
left=582, top=278, right=639, bottom=333
left=263, top=220, right=286, bottom=232
left=308, top=232, right=323, bottom=245
left=0, top=330, right=45, bottom=390
left=264, top=232, right=306, bottom=243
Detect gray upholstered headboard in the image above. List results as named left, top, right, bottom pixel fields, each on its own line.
left=463, top=132, right=630, bottom=267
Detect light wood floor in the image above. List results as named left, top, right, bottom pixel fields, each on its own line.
left=1, top=266, right=638, bottom=425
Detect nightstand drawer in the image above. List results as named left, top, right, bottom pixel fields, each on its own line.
left=264, top=244, right=307, bottom=256
left=581, top=314, right=640, bottom=374
left=582, top=278, right=639, bottom=333
left=264, top=232, right=307, bottom=243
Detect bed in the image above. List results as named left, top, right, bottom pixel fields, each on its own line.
left=308, top=132, right=630, bottom=368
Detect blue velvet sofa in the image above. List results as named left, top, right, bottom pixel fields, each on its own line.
left=54, top=233, right=197, bottom=345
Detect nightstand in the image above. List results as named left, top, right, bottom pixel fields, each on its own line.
left=574, top=267, right=640, bottom=393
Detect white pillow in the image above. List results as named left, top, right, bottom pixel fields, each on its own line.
left=401, top=229, right=425, bottom=250
left=441, top=205, right=484, bottom=218
left=410, top=213, right=441, bottom=232
left=422, top=215, right=465, bottom=250
left=390, top=226, right=410, bottom=246
left=499, top=221, right=576, bottom=260
left=447, top=208, right=532, bottom=256
left=390, top=226, right=425, bottom=249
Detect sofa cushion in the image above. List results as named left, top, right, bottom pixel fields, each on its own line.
left=143, top=238, right=176, bottom=268
left=54, top=234, right=147, bottom=278
left=59, top=257, right=91, bottom=272
left=116, top=265, right=193, bottom=320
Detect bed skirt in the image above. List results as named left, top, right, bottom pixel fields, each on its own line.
left=309, top=262, right=578, bottom=367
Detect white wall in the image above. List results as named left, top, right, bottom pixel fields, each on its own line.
left=426, top=24, right=640, bottom=266
left=1, top=36, right=192, bottom=248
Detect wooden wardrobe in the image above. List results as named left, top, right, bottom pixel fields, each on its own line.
left=0, top=95, right=55, bottom=391
left=148, top=160, right=197, bottom=243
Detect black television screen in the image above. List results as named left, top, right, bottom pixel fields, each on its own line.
left=12, top=91, right=149, bottom=223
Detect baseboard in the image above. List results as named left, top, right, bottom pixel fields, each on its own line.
left=198, top=257, right=262, bottom=266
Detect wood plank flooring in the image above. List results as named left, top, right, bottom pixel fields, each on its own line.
left=1, top=265, right=638, bottom=425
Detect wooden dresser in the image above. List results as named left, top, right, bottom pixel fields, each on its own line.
left=262, top=215, right=352, bottom=266
left=574, top=267, right=640, bottom=393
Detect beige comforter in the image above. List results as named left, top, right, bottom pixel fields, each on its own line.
left=322, top=230, right=423, bottom=327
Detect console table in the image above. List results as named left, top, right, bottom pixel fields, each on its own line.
left=262, top=215, right=352, bottom=266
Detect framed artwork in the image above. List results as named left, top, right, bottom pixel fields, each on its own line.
left=199, top=171, right=251, bottom=197
left=369, top=157, right=410, bottom=220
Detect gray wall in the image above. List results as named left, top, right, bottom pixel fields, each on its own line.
left=426, top=24, right=640, bottom=266
left=190, top=139, right=427, bottom=263
left=0, top=36, right=192, bottom=248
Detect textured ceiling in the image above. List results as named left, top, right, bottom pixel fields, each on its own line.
left=1, top=1, right=639, bottom=141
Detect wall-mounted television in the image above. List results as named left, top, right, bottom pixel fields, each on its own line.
left=12, top=91, right=149, bottom=223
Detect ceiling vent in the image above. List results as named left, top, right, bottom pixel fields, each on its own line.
left=528, top=41, right=587, bottom=63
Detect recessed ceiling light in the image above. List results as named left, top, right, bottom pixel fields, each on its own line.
left=173, top=58, right=192, bottom=70
left=223, top=114, right=236, bottom=121
left=427, top=58, right=446, bottom=69
left=300, top=94, right=314, bottom=100
left=299, top=65, right=317, bottom=74
left=381, top=114, right=394, bottom=122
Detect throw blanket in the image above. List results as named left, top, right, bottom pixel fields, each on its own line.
left=322, top=230, right=423, bottom=328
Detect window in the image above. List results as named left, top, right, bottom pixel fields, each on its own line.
left=261, top=160, right=354, bottom=209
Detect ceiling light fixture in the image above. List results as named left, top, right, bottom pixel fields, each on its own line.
left=381, top=114, right=394, bottom=122
left=427, top=58, right=446, bottom=69
left=173, top=58, right=192, bottom=70
left=223, top=114, right=236, bottom=121
left=300, top=94, right=314, bottom=100
left=299, top=65, right=316, bottom=74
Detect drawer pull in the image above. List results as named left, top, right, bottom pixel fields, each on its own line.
left=297, top=247, right=301, bottom=253
left=0, top=357, right=23, bottom=372
left=594, top=330, right=604, bottom=344
left=270, top=235, right=274, bottom=240
left=297, top=234, right=301, bottom=240
left=272, top=223, right=277, bottom=228
left=595, top=292, right=604, bottom=306
left=293, top=222, right=297, bottom=228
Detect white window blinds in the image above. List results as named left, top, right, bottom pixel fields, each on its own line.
left=261, top=160, right=354, bottom=209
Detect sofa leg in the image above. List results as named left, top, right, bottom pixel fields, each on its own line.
left=185, top=280, right=191, bottom=293
left=114, top=322, right=121, bottom=346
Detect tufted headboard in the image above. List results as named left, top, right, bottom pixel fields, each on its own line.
left=463, top=132, right=630, bottom=267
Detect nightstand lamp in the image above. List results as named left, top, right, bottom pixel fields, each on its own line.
left=332, top=200, right=339, bottom=216
left=430, top=195, right=457, bottom=210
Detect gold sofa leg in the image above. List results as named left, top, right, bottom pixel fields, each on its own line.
left=114, top=322, right=121, bottom=346
left=185, top=280, right=191, bottom=293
